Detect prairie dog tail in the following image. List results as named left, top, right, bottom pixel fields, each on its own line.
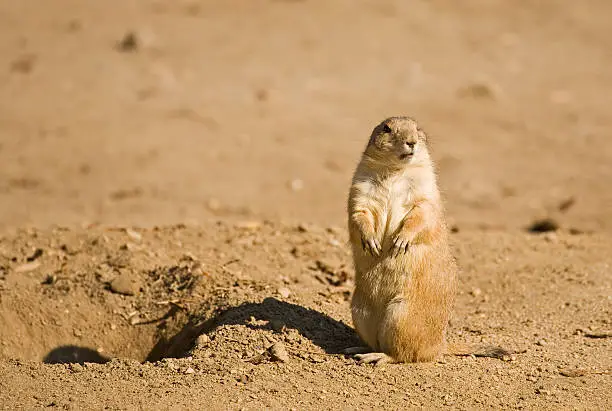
left=445, top=343, right=516, bottom=361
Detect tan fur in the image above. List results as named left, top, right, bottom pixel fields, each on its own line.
left=347, top=116, right=457, bottom=364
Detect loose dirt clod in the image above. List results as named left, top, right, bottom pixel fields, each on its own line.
left=116, top=32, right=138, bottom=52
left=470, top=288, right=483, bottom=297
left=457, top=82, right=498, bottom=100
left=558, top=197, right=576, bottom=212
left=109, top=274, right=140, bottom=296
left=26, top=248, right=43, bottom=262
left=559, top=369, right=588, bottom=377
left=527, top=218, right=559, bottom=233
left=584, top=332, right=612, bottom=339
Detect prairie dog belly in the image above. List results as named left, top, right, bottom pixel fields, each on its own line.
left=352, top=244, right=428, bottom=349
left=359, top=243, right=427, bottom=301
left=378, top=177, right=414, bottom=246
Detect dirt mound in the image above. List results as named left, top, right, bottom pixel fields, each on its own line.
left=0, top=222, right=354, bottom=364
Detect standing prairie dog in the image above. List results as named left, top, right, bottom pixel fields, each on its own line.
left=346, top=116, right=508, bottom=365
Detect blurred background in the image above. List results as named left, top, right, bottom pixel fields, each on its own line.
left=1, top=0, right=611, bottom=232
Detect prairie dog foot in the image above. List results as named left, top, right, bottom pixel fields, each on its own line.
left=343, top=346, right=371, bottom=355
left=354, top=352, right=394, bottom=366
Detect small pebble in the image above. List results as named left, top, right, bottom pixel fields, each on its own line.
left=328, top=238, right=341, bottom=247
left=277, top=287, right=291, bottom=299
left=207, top=198, right=221, bottom=211
left=269, top=342, right=289, bottom=363
left=235, top=221, right=262, bottom=230
left=196, top=334, right=211, bottom=347
left=543, top=232, right=558, bottom=243
left=14, top=261, right=41, bottom=273
left=289, top=179, right=304, bottom=192
left=125, top=229, right=142, bottom=242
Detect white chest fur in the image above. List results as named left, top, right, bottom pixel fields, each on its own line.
left=382, top=175, right=414, bottom=237
left=364, top=169, right=435, bottom=235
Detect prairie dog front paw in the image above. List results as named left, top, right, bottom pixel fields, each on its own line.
left=361, top=234, right=382, bottom=256
left=391, top=231, right=415, bottom=256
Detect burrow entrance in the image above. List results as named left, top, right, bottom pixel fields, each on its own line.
left=0, top=255, right=212, bottom=365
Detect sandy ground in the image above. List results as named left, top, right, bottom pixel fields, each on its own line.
left=0, top=0, right=611, bottom=409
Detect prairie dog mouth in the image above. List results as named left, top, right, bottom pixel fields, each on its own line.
left=399, top=153, right=413, bottom=160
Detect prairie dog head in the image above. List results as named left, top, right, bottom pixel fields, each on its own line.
left=364, top=116, right=429, bottom=166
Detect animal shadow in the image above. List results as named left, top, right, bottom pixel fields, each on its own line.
left=43, top=345, right=110, bottom=364
left=146, top=297, right=361, bottom=361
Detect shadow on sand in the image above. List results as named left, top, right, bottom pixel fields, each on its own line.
left=43, top=345, right=110, bottom=364
left=145, top=297, right=361, bottom=361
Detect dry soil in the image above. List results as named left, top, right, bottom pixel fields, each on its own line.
left=0, top=1, right=610, bottom=410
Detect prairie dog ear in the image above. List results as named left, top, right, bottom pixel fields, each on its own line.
left=369, top=132, right=391, bottom=149
left=368, top=123, right=391, bottom=148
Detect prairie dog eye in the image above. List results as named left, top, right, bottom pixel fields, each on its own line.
left=382, top=124, right=392, bottom=133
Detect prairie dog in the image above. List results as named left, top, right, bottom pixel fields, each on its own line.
left=346, top=116, right=513, bottom=365
left=346, top=116, right=456, bottom=365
